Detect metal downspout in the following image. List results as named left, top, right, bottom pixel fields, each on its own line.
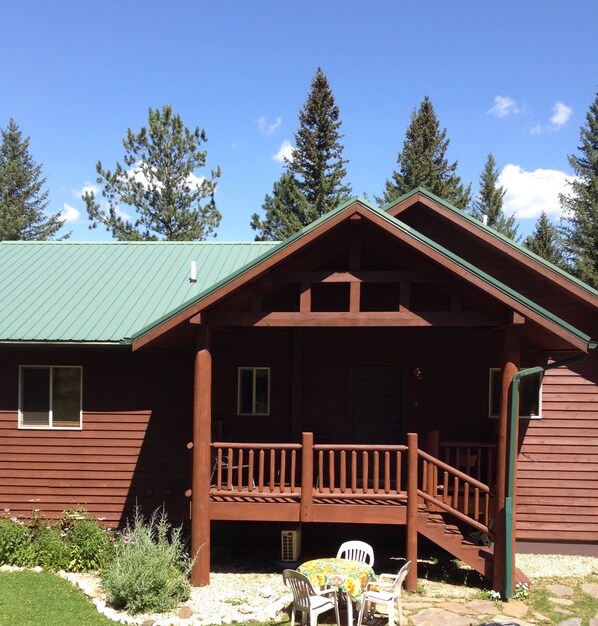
left=504, top=347, right=595, bottom=597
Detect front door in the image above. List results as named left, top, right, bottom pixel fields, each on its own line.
left=350, top=367, right=403, bottom=443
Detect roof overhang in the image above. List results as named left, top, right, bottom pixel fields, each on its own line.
left=132, top=199, right=591, bottom=353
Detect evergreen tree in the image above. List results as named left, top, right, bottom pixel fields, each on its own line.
left=250, top=172, right=313, bottom=241
left=251, top=68, right=351, bottom=240
left=470, top=153, right=519, bottom=240
left=83, top=105, right=221, bottom=241
left=524, top=211, right=565, bottom=267
left=0, top=118, right=66, bottom=240
left=379, top=96, right=471, bottom=209
left=560, top=90, right=598, bottom=287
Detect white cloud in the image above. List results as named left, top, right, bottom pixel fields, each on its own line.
left=257, top=116, right=282, bottom=136
left=488, top=95, right=521, bottom=118
left=530, top=101, right=573, bottom=134
left=498, top=164, right=574, bottom=219
left=61, top=203, right=80, bottom=222
left=273, top=139, right=294, bottom=163
left=74, top=182, right=99, bottom=198
left=550, top=101, right=572, bottom=128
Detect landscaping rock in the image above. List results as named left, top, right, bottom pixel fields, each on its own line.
left=501, top=599, right=528, bottom=618
left=549, top=597, right=575, bottom=606
left=582, top=582, right=598, bottom=598
left=410, top=607, right=473, bottom=626
left=465, top=599, right=501, bottom=615
left=546, top=583, right=575, bottom=597
left=177, top=605, right=194, bottom=619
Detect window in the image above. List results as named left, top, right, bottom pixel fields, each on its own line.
left=19, top=366, right=82, bottom=429
left=237, top=367, right=270, bottom=415
left=489, top=368, right=542, bottom=419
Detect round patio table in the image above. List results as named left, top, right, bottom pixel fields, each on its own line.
left=298, top=557, right=375, bottom=625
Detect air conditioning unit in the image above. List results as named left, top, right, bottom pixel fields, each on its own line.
left=281, top=527, right=301, bottom=562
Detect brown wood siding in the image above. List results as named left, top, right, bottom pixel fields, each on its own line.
left=516, top=352, right=598, bottom=543
left=0, top=346, right=193, bottom=527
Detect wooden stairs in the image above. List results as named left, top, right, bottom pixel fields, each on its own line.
left=417, top=506, right=529, bottom=586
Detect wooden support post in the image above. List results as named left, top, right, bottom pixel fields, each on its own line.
left=493, top=326, right=519, bottom=594
left=191, top=344, right=212, bottom=586
left=290, top=329, right=303, bottom=441
left=406, top=432, right=418, bottom=591
left=300, top=432, right=314, bottom=522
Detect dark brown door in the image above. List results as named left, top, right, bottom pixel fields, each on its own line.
left=350, top=367, right=403, bottom=443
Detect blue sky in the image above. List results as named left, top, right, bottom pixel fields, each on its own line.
left=1, top=1, right=596, bottom=241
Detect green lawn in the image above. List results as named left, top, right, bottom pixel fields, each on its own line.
left=0, top=571, right=118, bottom=626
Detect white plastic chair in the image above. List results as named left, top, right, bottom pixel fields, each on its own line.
left=283, top=569, right=340, bottom=626
left=336, top=540, right=375, bottom=567
left=357, top=560, right=411, bottom=626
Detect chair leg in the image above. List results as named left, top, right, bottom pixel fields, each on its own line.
left=387, top=601, right=394, bottom=626
left=397, top=597, right=403, bottom=626
left=357, top=598, right=367, bottom=626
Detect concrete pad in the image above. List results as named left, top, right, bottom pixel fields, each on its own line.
left=555, top=619, right=582, bottom=626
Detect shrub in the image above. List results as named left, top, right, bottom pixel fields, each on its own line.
left=0, top=516, right=33, bottom=566
left=31, top=526, right=71, bottom=571
left=101, top=507, right=192, bottom=614
left=69, top=519, right=112, bottom=572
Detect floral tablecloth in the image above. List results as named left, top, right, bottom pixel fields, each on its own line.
left=297, top=557, right=375, bottom=604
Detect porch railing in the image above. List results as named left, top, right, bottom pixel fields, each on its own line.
left=207, top=433, right=493, bottom=537
left=314, top=443, right=407, bottom=497
left=210, top=442, right=301, bottom=496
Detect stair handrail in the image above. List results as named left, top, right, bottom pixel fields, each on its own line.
left=417, top=448, right=492, bottom=536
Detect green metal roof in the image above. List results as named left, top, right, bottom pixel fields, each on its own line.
left=383, top=186, right=598, bottom=301
left=0, top=241, right=277, bottom=343
left=0, top=194, right=593, bottom=350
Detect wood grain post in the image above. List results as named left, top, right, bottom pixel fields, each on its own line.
left=493, top=326, right=519, bottom=594
left=425, top=430, right=439, bottom=503
left=191, top=346, right=212, bottom=586
left=300, top=432, right=314, bottom=522
left=406, top=432, right=418, bottom=591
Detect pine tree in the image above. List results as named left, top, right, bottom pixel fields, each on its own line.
left=470, top=153, right=519, bottom=240
left=250, top=172, right=313, bottom=241
left=379, top=96, right=471, bottom=209
left=83, top=105, right=221, bottom=241
left=524, top=211, right=565, bottom=267
left=560, top=90, right=598, bottom=287
left=0, top=118, right=66, bottom=240
left=251, top=68, right=351, bottom=240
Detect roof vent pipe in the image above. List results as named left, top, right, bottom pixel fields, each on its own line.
left=189, top=261, right=197, bottom=283
left=482, top=215, right=488, bottom=226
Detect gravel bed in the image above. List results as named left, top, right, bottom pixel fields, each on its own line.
left=516, top=553, right=598, bottom=579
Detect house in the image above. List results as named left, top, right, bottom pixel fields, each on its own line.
left=1, top=188, right=597, bottom=597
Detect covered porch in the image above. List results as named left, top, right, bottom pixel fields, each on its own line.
left=130, top=200, right=588, bottom=596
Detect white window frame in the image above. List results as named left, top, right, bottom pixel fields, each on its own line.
left=19, top=365, right=83, bottom=430
left=488, top=368, right=542, bottom=419
left=237, top=367, right=270, bottom=416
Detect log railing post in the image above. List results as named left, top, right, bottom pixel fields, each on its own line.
left=300, top=432, right=314, bottom=522
left=191, top=344, right=212, bottom=587
left=494, top=326, right=519, bottom=595
left=406, top=432, right=418, bottom=591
